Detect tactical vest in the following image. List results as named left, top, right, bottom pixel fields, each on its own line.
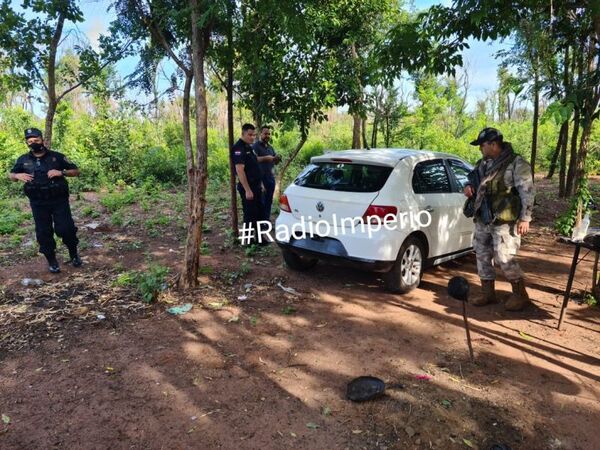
left=22, top=153, right=69, bottom=201
left=487, top=153, right=521, bottom=223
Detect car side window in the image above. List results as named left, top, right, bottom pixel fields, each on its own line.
left=448, top=159, right=473, bottom=191
left=412, top=160, right=451, bottom=194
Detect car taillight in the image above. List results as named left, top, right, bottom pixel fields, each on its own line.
left=279, top=194, right=292, bottom=212
left=362, top=205, right=397, bottom=224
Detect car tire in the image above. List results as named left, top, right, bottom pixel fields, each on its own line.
left=281, top=247, right=318, bottom=271
left=384, top=236, right=425, bottom=294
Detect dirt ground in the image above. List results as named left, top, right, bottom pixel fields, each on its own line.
left=0, top=177, right=599, bottom=450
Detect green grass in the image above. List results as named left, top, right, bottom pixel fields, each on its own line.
left=113, top=264, right=169, bottom=303
left=110, top=210, right=125, bottom=227
left=0, top=202, right=30, bottom=235
left=81, top=205, right=101, bottom=218
left=100, top=187, right=138, bottom=212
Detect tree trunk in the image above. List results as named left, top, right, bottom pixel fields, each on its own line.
left=226, top=0, right=238, bottom=237
left=530, top=71, right=539, bottom=177
left=565, top=110, right=580, bottom=196
left=361, top=117, right=369, bottom=149
left=574, top=123, right=592, bottom=190
left=384, top=116, right=390, bottom=147
left=274, top=132, right=308, bottom=202
left=352, top=113, right=361, bottom=148
left=546, top=121, right=567, bottom=179
left=181, top=0, right=210, bottom=289
left=43, top=13, right=65, bottom=148
left=558, top=120, right=569, bottom=198
left=182, top=72, right=195, bottom=207
left=44, top=100, right=57, bottom=148
left=371, top=116, right=378, bottom=148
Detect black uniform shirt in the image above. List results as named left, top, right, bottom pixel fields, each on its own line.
left=11, top=150, right=78, bottom=202
left=12, top=150, right=78, bottom=176
left=231, top=139, right=261, bottom=186
left=252, top=140, right=277, bottom=179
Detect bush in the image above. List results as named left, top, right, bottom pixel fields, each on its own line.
left=136, top=145, right=187, bottom=185
left=0, top=202, right=30, bottom=234
left=100, top=186, right=138, bottom=211
left=113, top=265, right=169, bottom=303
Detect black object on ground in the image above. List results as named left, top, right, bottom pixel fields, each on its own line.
left=447, top=276, right=475, bottom=362
left=346, top=376, right=385, bottom=402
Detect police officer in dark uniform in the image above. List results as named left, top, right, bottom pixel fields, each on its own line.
left=252, top=125, right=281, bottom=221
left=9, top=127, right=82, bottom=273
left=231, top=123, right=265, bottom=245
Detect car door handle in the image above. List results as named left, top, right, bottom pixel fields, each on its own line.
left=424, top=205, right=435, bottom=213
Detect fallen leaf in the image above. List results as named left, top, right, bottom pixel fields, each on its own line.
left=463, top=438, right=474, bottom=448
left=316, top=322, right=327, bottom=328
left=352, top=429, right=362, bottom=434
left=2, top=414, right=10, bottom=425
left=405, top=426, right=416, bottom=437
left=306, top=422, right=319, bottom=430
left=207, top=302, right=223, bottom=310
left=290, top=432, right=297, bottom=438
left=322, top=406, right=331, bottom=416
left=519, top=330, right=534, bottom=341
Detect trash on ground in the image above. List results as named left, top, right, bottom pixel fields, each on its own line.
left=415, top=374, right=432, bottom=381
left=167, top=303, right=193, bottom=315
left=21, top=278, right=44, bottom=287
left=277, top=282, right=300, bottom=296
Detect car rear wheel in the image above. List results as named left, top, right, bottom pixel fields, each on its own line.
left=384, top=236, right=424, bottom=293
left=281, top=247, right=318, bottom=271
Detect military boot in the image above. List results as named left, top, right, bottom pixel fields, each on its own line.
left=45, top=254, right=60, bottom=273
left=471, top=279, right=496, bottom=306
left=505, top=279, right=531, bottom=311
left=68, top=247, right=82, bottom=267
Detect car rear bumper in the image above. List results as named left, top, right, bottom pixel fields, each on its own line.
left=277, top=238, right=395, bottom=272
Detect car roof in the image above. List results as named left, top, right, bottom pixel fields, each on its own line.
left=311, top=148, right=467, bottom=167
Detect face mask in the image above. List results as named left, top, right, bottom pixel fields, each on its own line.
left=28, top=142, right=45, bottom=153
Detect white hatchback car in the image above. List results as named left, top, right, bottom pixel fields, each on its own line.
left=275, top=148, right=475, bottom=293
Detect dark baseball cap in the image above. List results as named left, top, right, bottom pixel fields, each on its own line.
left=24, top=127, right=43, bottom=139
left=470, top=127, right=503, bottom=146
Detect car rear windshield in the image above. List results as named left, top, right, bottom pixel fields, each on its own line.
left=294, top=162, right=393, bottom=192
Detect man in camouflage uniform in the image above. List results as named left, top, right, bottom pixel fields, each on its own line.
left=464, top=128, right=535, bottom=311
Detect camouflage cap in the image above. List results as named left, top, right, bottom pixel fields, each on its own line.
left=470, top=127, right=503, bottom=146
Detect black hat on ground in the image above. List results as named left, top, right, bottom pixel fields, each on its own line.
left=24, top=127, right=43, bottom=139
left=470, top=127, right=503, bottom=146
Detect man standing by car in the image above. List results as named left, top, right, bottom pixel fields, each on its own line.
left=232, top=123, right=264, bottom=245
left=464, top=127, right=535, bottom=311
left=253, top=125, right=281, bottom=221
left=9, top=127, right=82, bottom=273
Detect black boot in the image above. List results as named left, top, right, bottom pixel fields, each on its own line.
left=68, top=248, right=82, bottom=267
left=46, top=254, right=60, bottom=273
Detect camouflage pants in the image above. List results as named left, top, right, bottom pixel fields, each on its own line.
left=473, top=220, right=524, bottom=282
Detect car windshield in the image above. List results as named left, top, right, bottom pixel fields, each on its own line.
left=294, top=162, right=393, bottom=192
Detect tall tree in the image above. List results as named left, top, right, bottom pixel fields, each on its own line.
left=109, top=0, right=220, bottom=288
left=236, top=0, right=339, bottom=198
left=0, top=0, right=126, bottom=147
left=426, top=0, right=600, bottom=195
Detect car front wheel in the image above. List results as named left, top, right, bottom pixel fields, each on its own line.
left=281, top=247, right=318, bottom=271
left=384, top=236, right=425, bottom=293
